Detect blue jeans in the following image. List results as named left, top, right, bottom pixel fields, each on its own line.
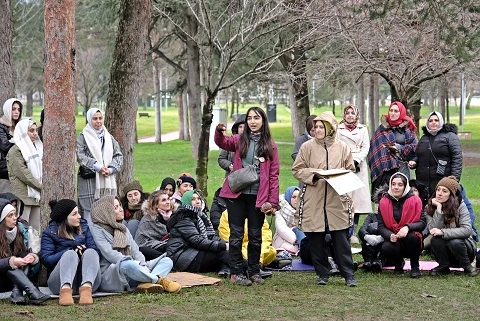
left=120, top=256, right=173, bottom=287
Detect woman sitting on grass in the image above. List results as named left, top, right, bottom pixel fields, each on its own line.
left=135, top=190, right=171, bottom=260
left=90, top=195, right=181, bottom=294
left=120, top=180, right=149, bottom=238
left=377, top=172, right=425, bottom=278
left=167, top=190, right=230, bottom=277
left=427, top=176, right=477, bottom=277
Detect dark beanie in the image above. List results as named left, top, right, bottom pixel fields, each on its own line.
left=177, top=175, right=197, bottom=189
left=122, top=180, right=143, bottom=196
left=160, top=177, right=176, bottom=192
left=49, top=199, right=78, bottom=222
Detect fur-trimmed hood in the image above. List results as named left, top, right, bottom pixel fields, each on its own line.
left=421, top=123, right=458, bottom=136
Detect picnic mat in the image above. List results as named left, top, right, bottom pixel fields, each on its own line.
left=265, top=258, right=315, bottom=271
left=166, top=272, right=221, bottom=287
left=383, top=260, right=463, bottom=271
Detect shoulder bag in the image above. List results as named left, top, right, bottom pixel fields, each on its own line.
left=227, top=164, right=259, bottom=193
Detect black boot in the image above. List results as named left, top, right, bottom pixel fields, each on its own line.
left=10, top=285, right=26, bottom=304
left=6, top=269, right=49, bottom=305
left=410, top=260, right=422, bottom=278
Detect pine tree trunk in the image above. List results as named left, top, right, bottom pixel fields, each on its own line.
left=25, top=90, right=34, bottom=117
left=104, top=0, right=152, bottom=192
left=42, top=0, right=77, bottom=230
left=357, top=75, right=365, bottom=124
left=0, top=0, right=15, bottom=113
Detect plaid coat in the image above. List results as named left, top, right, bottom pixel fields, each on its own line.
left=367, top=116, right=417, bottom=183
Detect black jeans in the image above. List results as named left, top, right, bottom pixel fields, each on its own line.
left=226, top=194, right=265, bottom=276
left=139, top=247, right=164, bottom=261
left=381, top=232, right=422, bottom=267
left=305, top=229, right=355, bottom=280
left=187, top=250, right=230, bottom=273
left=431, top=237, right=475, bottom=268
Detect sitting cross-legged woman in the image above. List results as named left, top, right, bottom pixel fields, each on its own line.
left=41, top=199, right=101, bottom=306
left=0, top=198, right=48, bottom=305
left=90, top=195, right=181, bottom=294
left=377, top=172, right=425, bottom=278
left=427, top=176, right=478, bottom=277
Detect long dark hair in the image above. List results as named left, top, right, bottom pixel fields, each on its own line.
left=0, top=220, right=26, bottom=258
left=239, top=107, right=274, bottom=159
left=57, top=218, right=82, bottom=240
left=426, top=191, right=461, bottom=225
left=12, top=100, right=23, bottom=127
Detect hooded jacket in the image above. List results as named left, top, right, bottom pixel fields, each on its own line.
left=292, top=111, right=356, bottom=232
left=412, top=123, right=462, bottom=195
left=218, top=114, right=246, bottom=172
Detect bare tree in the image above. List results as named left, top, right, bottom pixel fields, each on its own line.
left=104, top=0, right=153, bottom=192
left=42, top=0, right=77, bottom=229
left=0, top=0, right=15, bottom=108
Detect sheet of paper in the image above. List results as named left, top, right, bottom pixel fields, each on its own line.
left=313, top=170, right=365, bottom=195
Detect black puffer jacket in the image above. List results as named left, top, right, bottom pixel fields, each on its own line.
left=0, top=123, right=13, bottom=179
left=412, top=124, right=462, bottom=195
left=166, top=206, right=226, bottom=271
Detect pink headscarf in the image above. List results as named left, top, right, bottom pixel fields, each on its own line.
left=385, top=101, right=417, bottom=131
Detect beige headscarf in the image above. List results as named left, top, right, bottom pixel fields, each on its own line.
left=91, top=195, right=131, bottom=256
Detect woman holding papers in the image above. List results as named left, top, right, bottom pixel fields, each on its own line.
left=337, top=105, right=372, bottom=243
left=292, top=111, right=358, bottom=287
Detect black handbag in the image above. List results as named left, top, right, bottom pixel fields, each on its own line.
left=78, top=166, right=96, bottom=179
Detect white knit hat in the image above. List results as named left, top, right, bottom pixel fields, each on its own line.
left=0, top=204, right=16, bottom=223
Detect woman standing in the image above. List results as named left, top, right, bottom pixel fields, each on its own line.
left=76, top=108, right=123, bottom=223
left=0, top=98, right=22, bottom=193
left=368, top=101, right=417, bottom=196
left=377, top=172, right=425, bottom=278
left=426, top=176, right=477, bottom=276
left=41, top=199, right=101, bottom=305
left=214, top=106, right=279, bottom=286
left=292, top=111, right=357, bottom=287
left=121, top=180, right=148, bottom=237
left=135, top=190, right=171, bottom=260
left=0, top=198, right=48, bottom=305
left=408, top=111, right=462, bottom=196
left=91, top=195, right=181, bottom=294
left=7, top=119, right=42, bottom=231
left=337, top=105, right=372, bottom=243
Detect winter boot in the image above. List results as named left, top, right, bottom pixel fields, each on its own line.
left=135, top=282, right=164, bottom=294
left=157, top=277, right=182, bottom=293
left=463, top=264, right=478, bottom=277
left=10, top=285, right=25, bottom=304
left=59, top=287, right=74, bottom=306
left=6, top=269, right=49, bottom=305
left=410, top=260, right=422, bottom=278
left=79, top=285, right=94, bottom=305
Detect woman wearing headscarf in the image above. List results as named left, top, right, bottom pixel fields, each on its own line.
left=90, top=195, right=181, bottom=294
left=0, top=98, right=22, bottom=193
left=272, top=186, right=301, bottom=254
left=408, top=111, right=462, bottom=197
left=156, top=177, right=176, bottom=198
left=40, top=199, right=101, bottom=305
left=76, top=108, right=123, bottom=223
left=337, top=105, right=372, bottom=243
left=367, top=101, right=417, bottom=197
left=7, top=119, right=42, bottom=231
left=292, top=111, right=357, bottom=287
left=376, top=172, right=425, bottom=278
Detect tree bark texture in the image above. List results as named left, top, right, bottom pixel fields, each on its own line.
left=182, top=90, right=190, bottom=141
left=357, top=75, right=365, bottom=124
left=105, top=0, right=152, bottom=192
left=25, top=90, right=34, bottom=117
left=186, top=13, right=201, bottom=158
left=153, top=59, right=162, bottom=144
left=368, top=74, right=376, bottom=138
left=42, top=0, right=77, bottom=229
left=0, top=0, right=15, bottom=112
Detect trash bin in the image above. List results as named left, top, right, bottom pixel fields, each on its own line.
left=210, top=107, right=228, bottom=151
left=266, top=104, right=277, bottom=123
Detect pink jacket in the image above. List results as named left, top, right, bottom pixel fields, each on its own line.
left=214, top=130, right=280, bottom=208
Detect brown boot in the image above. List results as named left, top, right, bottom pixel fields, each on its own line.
left=135, top=283, right=164, bottom=294
left=157, top=277, right=182, bottom=293
left=59, top=288, right=74, bottom=306
left=79, top=285, right=93, bottom=305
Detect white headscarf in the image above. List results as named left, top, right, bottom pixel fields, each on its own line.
left=82, top=108, right=116, bottom=198
left=425, top=111, right=444, bottom=136
left=1, top=98, right=22, bottom=132
left=14, top=119, right=43, bottom=201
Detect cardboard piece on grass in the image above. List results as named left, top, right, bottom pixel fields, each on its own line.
left=166, top=272, right=221, bottom=288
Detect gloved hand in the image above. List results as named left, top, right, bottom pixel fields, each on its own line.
left=384, top=144, right=399, bottom=156
left=364, top=235, right=384, bottom=246
left=354, top=160, right=360, bottom=173
left=216, top=123, right=226, bottom=133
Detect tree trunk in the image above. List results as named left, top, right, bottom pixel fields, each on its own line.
left=368, top=74, right=376, bottom=138
left=438, top=78, right=447, bottom=116
left=104, top=0, right=152, bottom=192
left=373, top=74, right=379, bottom=129
left=357, top=74, right=365, bottom=124
left=42, top=0, right=77, bottom=230
left=230, top=87, right=235, bottom=119
left=186, top=13, right=201, bottom=157
left=153, top=59, right=162, bottom=144
left=182, top=90, right=190, bottom=141
left=25, top=89, right=34, bottom=117
left=0, top=0, right=15, bottom=113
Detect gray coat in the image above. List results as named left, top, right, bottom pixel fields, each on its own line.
left=90, top=224, right=146, bottom=293
left=427, top=201, right=476, bottom=241
left=134, top=210, right=169, bottom=253
left=76, top=132, right=123, bottom=213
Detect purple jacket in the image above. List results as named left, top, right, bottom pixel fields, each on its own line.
left=214, top=130, right=280, bottom=208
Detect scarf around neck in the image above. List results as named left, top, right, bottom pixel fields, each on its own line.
left=385, top=101, right=417, bottom=131
left=425, top=111, right=444, bottom=136
left=249, top=132, right=261, bottom=142
left=6, top=226, right=17, bottom=244
left=379, top=194, right=423, bottom=241
left=341, top=105, right=359, bottom=131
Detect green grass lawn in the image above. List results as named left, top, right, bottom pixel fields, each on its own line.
left=2, top=105, right=478, bottom=320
